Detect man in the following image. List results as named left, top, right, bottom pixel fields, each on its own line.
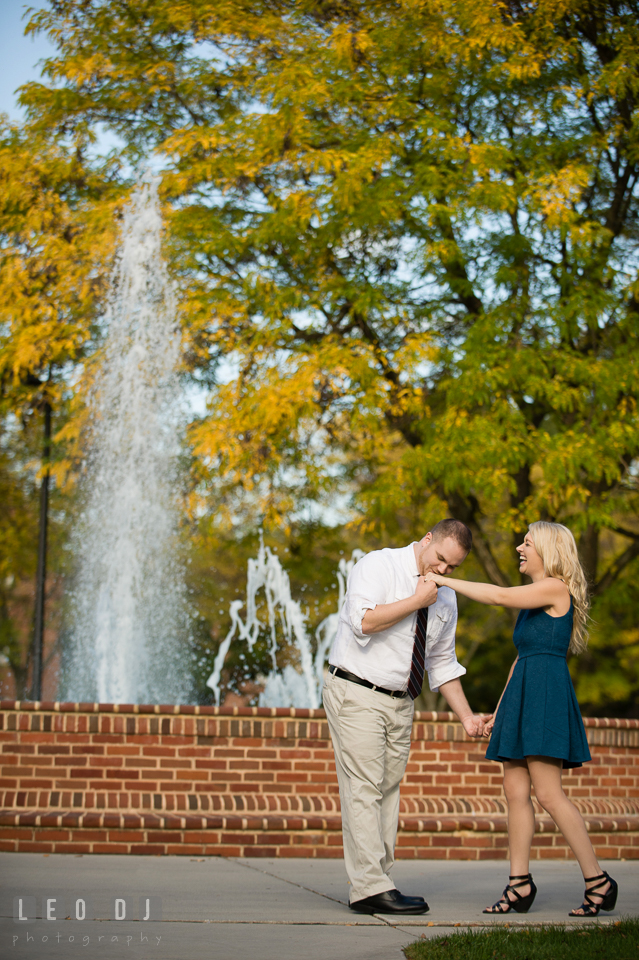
left=323, top=519, right=486, bottom=916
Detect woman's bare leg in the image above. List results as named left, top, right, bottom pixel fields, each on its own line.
left=505, top=760, right=536, bottom=877
left=527, top=756, right=608, bottom=913
left=485, top=760, right=535, bottom=911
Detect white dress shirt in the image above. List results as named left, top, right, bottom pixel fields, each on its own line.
left=328, top=543, right=466, bottom=693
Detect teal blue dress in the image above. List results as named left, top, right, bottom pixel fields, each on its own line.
left=486, top=600, right=591, bottom=769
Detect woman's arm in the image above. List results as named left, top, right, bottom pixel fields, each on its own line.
left=483, top=657, right=518, bottom=737
left=425, top=573, right=568, bottom=610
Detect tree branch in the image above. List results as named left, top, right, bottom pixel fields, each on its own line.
left=594, top=540, right=639, bottom=595
left=610, top=524, right=639, bottom=541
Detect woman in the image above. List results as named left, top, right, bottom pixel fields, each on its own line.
left=425, top=521, right=618, bottom=917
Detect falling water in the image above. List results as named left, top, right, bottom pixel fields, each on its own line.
left=62, top=176, right=191, bottom=704
left=206, top=540, right=363, bottom=708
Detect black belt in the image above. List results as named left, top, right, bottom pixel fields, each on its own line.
left=329, top=665, right=409, bottom=699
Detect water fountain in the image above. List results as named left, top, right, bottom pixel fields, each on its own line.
left=60, top=174, right=357, bottom=709
left=206, top=539, right=363, bottom=708
left=62, top=175, right=191, bottom=704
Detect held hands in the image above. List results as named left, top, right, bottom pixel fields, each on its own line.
left=424, top=571, right=447, bottom=587
left=462, top=714, right=494, bottom=738
left=482, top=715, right=495, bottom=738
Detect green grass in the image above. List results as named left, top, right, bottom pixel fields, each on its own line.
left=403, top=919, right=639, bottom=960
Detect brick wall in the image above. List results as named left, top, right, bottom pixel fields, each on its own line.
left=1, top=701, right=637, bottom=860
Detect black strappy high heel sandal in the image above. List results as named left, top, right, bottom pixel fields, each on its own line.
left=569, top=871, right=618, bottom=917
left=483, top=874, right=537, bottom=914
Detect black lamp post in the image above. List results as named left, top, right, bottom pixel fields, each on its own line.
left=30, top=400, right=51, bottom=701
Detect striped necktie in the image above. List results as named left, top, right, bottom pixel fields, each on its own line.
left=407, top=606, right=429, bottom=700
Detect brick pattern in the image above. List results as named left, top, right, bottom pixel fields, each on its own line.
left=1, top=702, right=637, bottom=860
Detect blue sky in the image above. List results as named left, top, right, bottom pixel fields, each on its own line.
left=0, top=1, right=55, bottom=119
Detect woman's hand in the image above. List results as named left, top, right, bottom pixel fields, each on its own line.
left=425, top=571, right=447, bottom=586
left=483, top=715, right=495, bottom=738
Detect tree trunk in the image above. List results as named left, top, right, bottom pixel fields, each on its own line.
left=11, top=661, right=29, bottom=700
left=510, top=464, right=532, bottom=583
left=579, top=523, right=599, bottom=588
left=0, top=595, right=29, bottom=698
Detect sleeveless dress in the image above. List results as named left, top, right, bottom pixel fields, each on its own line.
left=485, top=600, right=591, bottom=769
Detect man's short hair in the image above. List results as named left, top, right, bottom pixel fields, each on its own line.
left=430, top=519, right=472, bottom=553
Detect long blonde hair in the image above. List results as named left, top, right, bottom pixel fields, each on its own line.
left=527, top=521, right=590, bottom=654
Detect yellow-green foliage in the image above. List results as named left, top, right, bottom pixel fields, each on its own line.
left=0, top=120, right=121, bottom=695
left=0, top=120, right=122, bottom=470
left=4, top=0, right=638, bottom=711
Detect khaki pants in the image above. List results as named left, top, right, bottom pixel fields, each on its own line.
left=323, top=670, right=414, bottom=904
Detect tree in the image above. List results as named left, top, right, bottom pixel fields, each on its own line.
left=19, top=0, right=639, bottom=713
left=0, top=119, right=120, bottom=696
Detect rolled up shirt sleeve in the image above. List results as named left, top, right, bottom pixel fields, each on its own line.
left=426, top=605, right=466, bottom=692
left=345, top=553, right=395, bottom=644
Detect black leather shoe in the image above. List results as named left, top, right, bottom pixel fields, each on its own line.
left=349, top=889, right=430, bottom=915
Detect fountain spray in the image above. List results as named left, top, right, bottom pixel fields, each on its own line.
left=63, top=175, right=190, bottom=704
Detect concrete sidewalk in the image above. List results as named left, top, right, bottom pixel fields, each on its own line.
left=1, top=854, right=637, bottom=960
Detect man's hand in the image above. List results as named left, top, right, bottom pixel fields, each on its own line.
left=414, top=576, right=438, bottom=608
left=439, top=679, right=491, bottom=739
left=361, top=576, right=437, bottom=634
left=461, top=714, right=493, bottom=738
